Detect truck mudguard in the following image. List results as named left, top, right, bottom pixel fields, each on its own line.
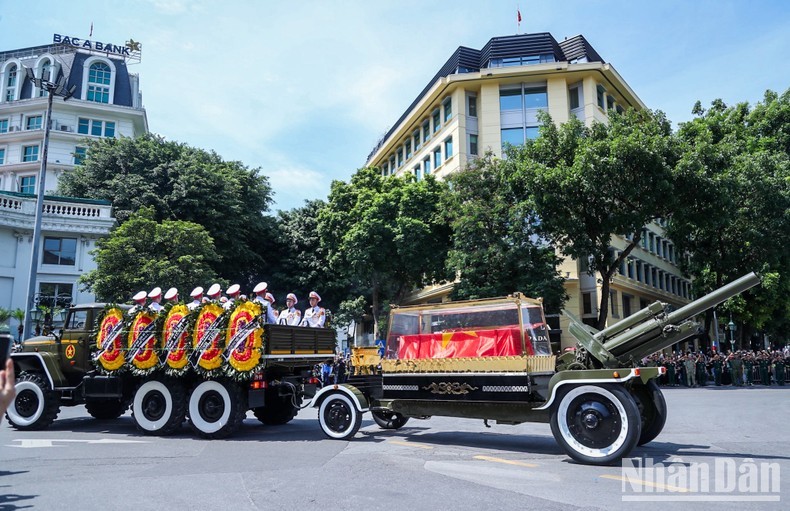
left=535, top=366, right=662, bottom=410
left=312, top=384, right=370, bottom=412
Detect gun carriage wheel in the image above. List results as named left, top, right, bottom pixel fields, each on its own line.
left=188, top=379, right=247, bottom=439
left=132, top=376, right=187, bottom=436
left=317, top=392, right=362, bottom=440
left=630, top=380, right=667, bottom=446
left=371, top=410, right=409, bottom=430
left=550, top=384, right=641, bottom=465
left=6, top=372, right=61, bottom=430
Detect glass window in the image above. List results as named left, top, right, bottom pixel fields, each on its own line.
left=413, top=129, right=421, bottom=150
left=26, top=116, right=43, bottom=130
left=623, top=295, right=632, bottom=317
left=0, top=119, right=7, bottom=133
left=499, top=89, right=522, bottom=110
left=582, top=293, right=592, bottom=315
left=607, top=95, right=615, bottom=110
left=4, top=64, right=16, bottom=101
left=104, top=121, right=115, bottom=138
left=444, top=137, right=453, bottom=159
left=423, top=157, right=431, bottom=176
left=610, top=290, right=619, bottom=317
left=597, top=85, right=606, bottom=109
left=39, top=283, right=74, bottom=309
left=501, top=127, right=524, bottom=147
left=422, top=120, right=430, bottom=142
left=443, top=98, right=452, bottom=122
left=20, top=175, right=36, bottom=194
left=468, top=95, right=477, bottom=117
left=78, top=118, right=90, bottom=134
left=23, top=145, right=40, bottom=162
left=87, top=62, right=111, bottom=104
left=524, top=87, right=548, bottom=108
left=569, top=87, right=580, bottom=110
left=525, top=127, right=540, bottom=140
left=413, top=165, right=421, bottom=181
left=433, top=146, right=441, bottom=168
left=469, top=134, right=478, bottom=155
left=43, top=237, right=78, bottom=265
left=39, top=60, right=52, bottom=97
left=91, top=121, right=102, bottom=137
left=74, top=146, right=87, bottom=165
left=389, top=155, right=396, bottom=172
left=405, top=140, right=412, bottom=160
left=0, top=148, right=5, bottom=165
left=397, top=148, right=403, bottom=167
left=432, top=109, right=440, bottom=133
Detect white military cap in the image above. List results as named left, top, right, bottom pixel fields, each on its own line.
left=164, top=287, right=178, bottom=300
left=226, top=284, right=240, bottom=296
left=286, top=293, right=298, bottom=305
left=148, top=287, right=162, bottom=299
left=308, top=291, right=321, bottom=303
left=133, top=290, right=147, bottom=302
left=265, top=292, right=275, bottom=304
left=253, top=282, right=268, bottom=294
left=207, top=283, right=222, bottom=298
left=190, top=286, right=204, bottom=298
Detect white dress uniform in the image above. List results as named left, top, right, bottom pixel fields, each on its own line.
left=128, top=290, right=147, bottom=316
left=187, top=286, right=204, bottom=311
left=300, top=306, right=326, bottom=328
left=278, top=307, right=302, bottom=326
left=253, top=295, right=279, bottom=324
left=148, top=301, right=163, bottom=313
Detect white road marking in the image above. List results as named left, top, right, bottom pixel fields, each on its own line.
left=7, top=438, right=149, bottom=448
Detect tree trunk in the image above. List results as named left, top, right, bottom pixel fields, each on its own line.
left=595, top=238, right=640, bottom=330
left=371, top=278, right=380, bottom=340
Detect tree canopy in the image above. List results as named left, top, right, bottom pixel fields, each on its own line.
left=81, top=207, right=219, bottom=302
left=57, top=133, right=274, bottom=286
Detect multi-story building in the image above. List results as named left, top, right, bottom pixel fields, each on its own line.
left=0, top=36, right=147, bottom=337
left=365, top=32, right=691, bottom=349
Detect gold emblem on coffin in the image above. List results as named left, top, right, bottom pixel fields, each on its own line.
left=422, top=382, right=479, bottom=395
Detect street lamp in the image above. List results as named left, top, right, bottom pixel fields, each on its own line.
left=21, top=66, right=75, bottom=340
left=29, top=293, right=71, bottom=337
left=728, top=314, right=737, bottom=352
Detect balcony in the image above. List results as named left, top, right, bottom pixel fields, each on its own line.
left=0, top=191, right=115, bottom=235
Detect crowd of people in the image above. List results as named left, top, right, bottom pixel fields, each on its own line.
left=314, top=355, right=351, bottom=387
left=128, top=282, right=328, bottom=328
left=642, top=347, right=790, bottom=387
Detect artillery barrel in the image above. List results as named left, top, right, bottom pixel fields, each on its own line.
left=664, top=272, right=760, bottom=324
left=594, top=301, right=666, bottom=342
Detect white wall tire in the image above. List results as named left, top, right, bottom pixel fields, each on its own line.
left=132, top=378, right=186, bottom=435
left=318, top=392, right=362, bottom=440
left=188, top=379, right=246, bottom=439
left=6, top=372, right=60, bottom=430
left=550, top=384, right=641, bottom=465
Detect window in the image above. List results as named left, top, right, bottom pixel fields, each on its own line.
left=22, top=145, right=40, bottom=162
left=381, top=162, right=388, bottom=177
left=610, top=290, right=619, bottom=318
left=0, top=148, right=5, bottom=165
left=596, top=85, right=606, bottom=109
left=607, top=95, right=615, bottom=111
left=413, top=165, right=421, bottom=181
left=501, top=127, right=524, bottom=147
left=74, top=146, right=87, bottom=165
left=423, top=157, right=431, bottom=176
left=4, top=64, right=17, bottom=101
left=469, top=134, right=478, bottom=155
left=432, top=109, right=440, bottom=133
left=582, top=292, right=592, bottom=315
left=623, top=295, right=632, bottom=317
left=444, top=137, right=453, bottom=159
left=87, top=62, right=111, bottom=103
left=467, top=95, right=477, bottom=117
left=433, top=146, right=442, bottom=168
left=38, top=60, right=52, bottom=97
left=413, top=129, right=421, bottom=151
left=26, top=115, right=43, bottom=131
left=389, top=155, right=396, bottom=172
left=0, top=119, right=7, bottom=133
left=443, top=98, right=452, bottom=122
left=405, top=140, right=412, bottom=160
left=569, top=86, right=581, bottom=110
left=524, top=87, right=548, bottom=108
left=39, top=283, right=74, bottom=307
left=397, top=148, right=403, bottom=168
left=525, top=127, right=540, bottom=140
left=43, top=237, right=77, bottom=266
left=422, top=120, right=430, bottom=143
left=20, top=175, right=35, bottom=194
left=77, top=118, right=115, bottom=138
left=500, top=88, right=522, bottom=110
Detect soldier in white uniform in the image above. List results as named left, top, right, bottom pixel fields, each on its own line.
left=206, top=283, right=222, bottom=302
left=188, top=287, right=204, bottom=311
left=128, top=290, right=148, bottom=316
left=278, top=293, right=302, bottom=326
left=300, top=291, right=326, bottom=328
left=147, top=287, right=163, bottom=313
left=252, top=282, right=278, bottom=324
left=224, top=284, right=241, bottom=310
left=164, top=287, right=179, bottom=303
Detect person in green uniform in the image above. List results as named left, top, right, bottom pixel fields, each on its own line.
left=728, top=353, right=742, bottom=387
left=712, top=354, right=723, bottom=386
left=774, top=355, right=786, bottom=386
left=666, top=355, right=677, bottom=387
left=743, top=353, right=754, bottom=386
left=696, top=353, right=708, bottom=386
left=759, top=353, right=771, bottom=386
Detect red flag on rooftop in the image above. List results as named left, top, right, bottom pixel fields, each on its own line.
left=518, top=9, right=522, bottom=23
left=89, top=22, right=93, bottom=38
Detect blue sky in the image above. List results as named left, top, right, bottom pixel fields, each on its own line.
left=2, top=1, right=788, bottom=212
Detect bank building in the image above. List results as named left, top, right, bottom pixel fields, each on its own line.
left=0, top=35, right=147, bottom=337
left=365, top=32, right=691, bottom=349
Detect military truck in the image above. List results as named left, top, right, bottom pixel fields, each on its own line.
left=6, top=301, right=335, bottom=439
left=312, top=273, right=760, bottom=465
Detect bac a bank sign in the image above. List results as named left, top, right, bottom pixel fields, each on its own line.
left=53, top=33, right=140, bottom=58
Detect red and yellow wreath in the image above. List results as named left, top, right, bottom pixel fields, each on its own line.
left=163, top=304, right=190, bottom=372
left=95, top=307, right=126, bottom=372
left=127, top=311, right=159, bottom=372
left=225, top=301, right=264, bottom=374
left=192, top=303, right=226, bottom=371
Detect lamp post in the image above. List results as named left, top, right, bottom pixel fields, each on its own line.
left=21, top=66, right=75, bottom=340
left=29, top=293, right=71, bottom=337
left=728, top=314, right=737, bottom=352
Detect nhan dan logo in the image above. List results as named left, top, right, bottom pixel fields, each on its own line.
left=619, top=457, right=780, bottom=502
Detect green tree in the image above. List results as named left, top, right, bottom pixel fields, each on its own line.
left=57, top=133, right=274, bottom=285
left=512, top=110, right=683, bottom=329
left=444, top=152, right=566, bottom=311
left=81, top=207, right=220, bottom=302
left=318, top=168, right=451, bottom=338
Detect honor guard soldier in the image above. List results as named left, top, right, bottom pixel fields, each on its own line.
left=188, top=287, right=204, bottom=311
left=252, top=282, right=278, bottom=324
left=148, top=287, right=163, bottom=313
left=300, top=291, right=326, bottom=328
left=129, top=290, right=148, bottom=316
left=164, top=287, right=179, bottom=303
left=278, top=293, right=302, bottom=325
left=206, top=283, right=222, bottom=302
left=224, top=284, right=241, bottom=310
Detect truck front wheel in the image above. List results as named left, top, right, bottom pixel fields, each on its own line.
left=550, top=384, right=641, bottom=465
left=188, top=379, right=246, bottom=439
left=132, top=377, right=186, bottom=436
left=6, top=372, right=61, bottom=430
left=318, top=392, right=361, bottom=440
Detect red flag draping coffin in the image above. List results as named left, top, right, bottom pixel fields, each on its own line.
left=397, top=327, right=533, bottom=359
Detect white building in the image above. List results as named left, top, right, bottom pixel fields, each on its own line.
left=0, top=36, right=147, bottom=336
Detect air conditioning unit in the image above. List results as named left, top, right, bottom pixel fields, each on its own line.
left=59, top=125, right=72, bottom=132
